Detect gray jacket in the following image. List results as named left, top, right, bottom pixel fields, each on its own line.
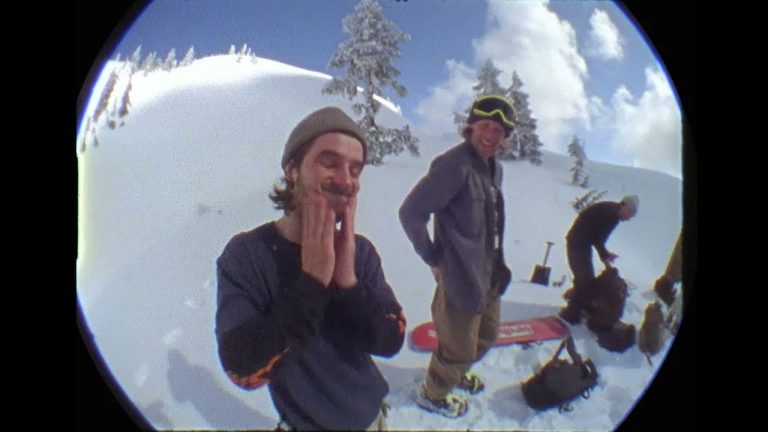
left=399, top=141, right=511, bottom=314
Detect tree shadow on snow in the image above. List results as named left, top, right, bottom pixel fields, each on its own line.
left=166, top=349, right=275, bottom=430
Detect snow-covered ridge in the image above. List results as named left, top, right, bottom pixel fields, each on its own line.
left=77, top=54, right=402, bottom=155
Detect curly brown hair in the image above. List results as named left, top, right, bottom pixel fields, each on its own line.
left=269, top=143, right=311, bottom=214
left=461, top=125, right=473, bottom=141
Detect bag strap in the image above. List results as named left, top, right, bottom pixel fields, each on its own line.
left=553, top=336, right=598, bottom=383
left=551, top=336, right=583, bottom=365
left=551, top=338, right=567, bottom=360
left=564, top=336, right=584, bottom=365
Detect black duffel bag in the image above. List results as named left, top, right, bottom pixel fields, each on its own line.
left=521, top=336, right=598, bottom=412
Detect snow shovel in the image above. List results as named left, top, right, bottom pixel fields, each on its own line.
left=530, top=241, right=554, bottom=286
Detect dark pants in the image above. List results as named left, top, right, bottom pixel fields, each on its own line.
left=566, top=237, right=594, bottom=303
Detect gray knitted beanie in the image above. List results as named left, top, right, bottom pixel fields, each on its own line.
left=281, top=107, right=367, bottom=169
left=621, top=195, right=639, bottom=215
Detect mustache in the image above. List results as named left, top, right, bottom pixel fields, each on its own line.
left=321, top=182, right=357, bottom=197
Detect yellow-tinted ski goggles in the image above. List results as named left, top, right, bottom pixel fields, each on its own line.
left=470, top=95, right=516, bottom=129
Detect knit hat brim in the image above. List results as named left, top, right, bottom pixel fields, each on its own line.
left=281, top=107, right=367, bottom=169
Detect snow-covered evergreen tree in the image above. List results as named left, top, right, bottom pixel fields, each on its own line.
left=473, top=60, right=506, bottom=96
left=80, top=117, right=92, bottom=153
left=117, top=79, right=132, bottom=123
left=453, top=59, right=506, bottom=132
left=180, top=46, right=196, bottom=66
left=152, top=55, right=164, bottom=71
left=572, top=189, right=607, bottom=213
left=228, top=45, right=237, bottom=55
left=568, top=135, right=589, bottom=187
left=93, top=69, right=119, bottom=124
left=163, top=48, right=177, bottom=70
left=501, top=71, right=543, bottom=164
left=130, top=46, right=142, bottom=72
left=141, top=51, right=158, bottom=74
left=322, top=0, right=418, bottom=165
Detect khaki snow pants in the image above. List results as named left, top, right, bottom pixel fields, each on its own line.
left=423, top=281, right=501, bottom=400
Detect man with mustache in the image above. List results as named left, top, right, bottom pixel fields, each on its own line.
left=399, top=95, right=514, bottom=418
left=215, top=107, right=406, bottom=431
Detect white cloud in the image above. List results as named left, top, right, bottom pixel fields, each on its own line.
left=587, top=95, right=609, bottom=131
left=414, top=59, right=477, bottom=135
left=412, top=1, right=679, bottom=177
left=415, top=1, right=591, bottom=153
left=609, top=66, right=682, bottom=178
left=586, top=9, right=624, bottom=60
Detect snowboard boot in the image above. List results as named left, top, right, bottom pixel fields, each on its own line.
left=415, top=388, right=469, bottom=418
left=654, top=275, right=677, bottom=306
left=457, top=372, right=485, bottom=395
left=558, top=302, right=584, bottom=325
left=559, top=287, right=588, bottom=325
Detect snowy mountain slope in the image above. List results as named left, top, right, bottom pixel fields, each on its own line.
left=77, top=55, right=683, bottom=431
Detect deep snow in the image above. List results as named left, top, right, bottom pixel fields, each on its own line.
left=76, top=55, right=684, bottom=431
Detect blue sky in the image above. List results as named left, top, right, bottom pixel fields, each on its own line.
left=104, top=0, right=683, bottom=177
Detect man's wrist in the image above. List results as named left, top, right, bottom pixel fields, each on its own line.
left=333, top=276, right=358, bottom=290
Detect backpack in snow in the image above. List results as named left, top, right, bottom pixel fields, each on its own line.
left=584, top=267, right=628, bottom=333
left=521, top=336, right=598, bottom=412
left=595, top=321, right=636, bottom=353
left=638, top=301, right=665, bottom=363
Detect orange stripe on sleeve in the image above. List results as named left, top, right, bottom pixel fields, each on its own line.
left=227, top=348, right=289, bottom=390
left=386, top=311, right=407, bottom=335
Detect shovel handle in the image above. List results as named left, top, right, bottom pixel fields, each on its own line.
left=542, top=241, right=554, bottom=266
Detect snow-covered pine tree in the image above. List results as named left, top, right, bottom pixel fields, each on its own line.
left=93, top=69, right=119, bottom=124
left=180, top=46, right=195, bottom=66
left=236, top=44, right=254, bottom=62
left=322, top=0, right=418, bottom=165
left=130, top=46, right=142, bottom=72
left=453, top=60, right=506, bottom=133
left=228, top=45, right=236, bottom=55
left=140, top=51, right=161, bottom=75
left=80, top=117, right=92, bottom=153
left=140, top=51, right=155, bottom=72
left=117, top=79, right=132, bottom=121
left=152, top=55, right=164, bottom=71
left=580, top=174, right=590, bottom=189
left=163, top=48, right=177, bottom=70
left=568, top=135, right=588, bottom=187
left=501, top=71, right=543, bottom=163
left=572, top=189, right=607, bottom=213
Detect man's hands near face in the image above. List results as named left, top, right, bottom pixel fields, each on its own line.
left=300, top=191, right=357, bottom=288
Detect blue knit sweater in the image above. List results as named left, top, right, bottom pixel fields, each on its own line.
left=215, top=222, right=405, bottom=430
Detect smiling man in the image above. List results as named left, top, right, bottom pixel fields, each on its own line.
left=399, top=95, right=514, bottom=418
left=214, top=107, right=406, bottom=431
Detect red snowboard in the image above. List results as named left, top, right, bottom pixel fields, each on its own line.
left=410, top=315, right=570, bottom=351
